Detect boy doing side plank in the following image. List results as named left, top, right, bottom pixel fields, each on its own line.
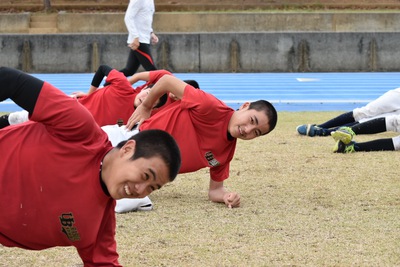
left=123, top=75, right=278, bottom=208
left=0, top=67, right=181, bottom=266
left=0, top=65, right=170, bottom=128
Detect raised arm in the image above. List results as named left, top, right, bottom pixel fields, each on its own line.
left=128, top=70, right=173, bottom=86
left=126, top=75, right=187, bottom=129
left=128, top=71, right=151, bottom=85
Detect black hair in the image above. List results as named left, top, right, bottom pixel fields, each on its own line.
left=183, top=80, right=200, bottom=89
left=116, top=129, right=181, bottom=181
left=249, top=100, right=278, bottom=134
left=154, top=93, right=168, bottom=108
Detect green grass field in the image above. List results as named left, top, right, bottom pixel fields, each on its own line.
left=1, top=111, right=399, bottom=266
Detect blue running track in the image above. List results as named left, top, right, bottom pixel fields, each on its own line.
left=1, top=72, right=400, bottom=112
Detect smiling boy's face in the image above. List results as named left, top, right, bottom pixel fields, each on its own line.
left=227, top=102, right=270, bottom=140
left=104, top=140, right=170, bottom=199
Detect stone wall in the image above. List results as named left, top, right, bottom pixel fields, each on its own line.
left=3, top=12, right=400, bottom=34
left=2, top=32, right=399, bottom=73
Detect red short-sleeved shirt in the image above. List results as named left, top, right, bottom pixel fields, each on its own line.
left=0, top=82, right=120, bottom=266
left=78, top=69, right=172, bottom=126
left=140, top=85, right=237, bottom=182
left=78, top=69, right=137, bottom=126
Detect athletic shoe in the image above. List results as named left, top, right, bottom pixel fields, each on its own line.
left=333, top=140, right=356, bottom=153
left=331, top=126, right=355, bottom=144
left=296, top=124, right=322, bottom=137
left=114, top=197, right=153, bottom=213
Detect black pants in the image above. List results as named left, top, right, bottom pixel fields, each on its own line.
left=120, top=43, right=157, bottom=77
left=0, top=67, right=42, bottom=114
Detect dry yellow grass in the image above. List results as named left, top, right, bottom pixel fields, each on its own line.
left=1, top=111, right=399, bottom=266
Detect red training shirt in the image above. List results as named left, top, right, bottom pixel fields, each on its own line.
left=0, top=83, right=120, bottom=266
left=140, top=85, right=237, bottom=182
left=78, top=69, right=172, bottom=126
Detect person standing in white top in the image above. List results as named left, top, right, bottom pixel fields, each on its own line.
left=120, top=0, right=159, bottom=77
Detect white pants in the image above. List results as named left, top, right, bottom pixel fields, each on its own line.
left=101, top=124, right=139, bottom=146
left=385, top=114, right=400, bottom=133
left=384, top=115, right=400, bottom=151
left=393, top=136, right=400, bottom=151
left=354, top=88, right=400, bottom=123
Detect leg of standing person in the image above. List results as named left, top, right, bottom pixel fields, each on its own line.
left=120, top=43, right=157, bottom=77
left=120, top=49, right=140, bottom=77
left=135, top=43, right=157, bottom=71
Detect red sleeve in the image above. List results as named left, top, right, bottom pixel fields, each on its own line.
left=148, top=70, right=173, bottom=84
left=210, top=164, right=230, bottom=182
left=77, top=206, right=121, bottom=267
left=105, top=70, right=134, bottom=94
left=180, top=85, right=225, bottom=116
left=30, top=82, right=104, bottom=143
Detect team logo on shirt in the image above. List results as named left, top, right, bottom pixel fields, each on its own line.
left=59, top=212, right=81, bottom=242
left=205, top=151, right=220, bottom=167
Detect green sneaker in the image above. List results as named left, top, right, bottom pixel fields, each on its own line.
left=331, top=126, right=355, bottom=145
left=333, top=140, right=356, bottom=153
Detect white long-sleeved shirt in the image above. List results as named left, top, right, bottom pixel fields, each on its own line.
left=124, top=0, right=155, bottom=44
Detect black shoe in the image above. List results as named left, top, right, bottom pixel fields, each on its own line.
left=0, top=114, right=10, bottom=129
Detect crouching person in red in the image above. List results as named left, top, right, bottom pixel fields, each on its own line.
left=0, top=67, right=181, bottom=266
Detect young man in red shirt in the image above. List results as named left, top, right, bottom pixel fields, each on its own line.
left=123, top=74, right=278, bottom=209
left=0, top=67, right=181, bottom=266
left=0, top=65, right=170, bottom=128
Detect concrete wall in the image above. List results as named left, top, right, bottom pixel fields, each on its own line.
left=57, top=12, right=127, bottom=33
left=0, top=13, right=31, bottom=33
left=2, top=12, right=400, bottom=33
left=2, top=12, right=400, bottom=73
left=152, top=12, right=400, bottom=33
left=1, top=32, right=400, bottom=73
